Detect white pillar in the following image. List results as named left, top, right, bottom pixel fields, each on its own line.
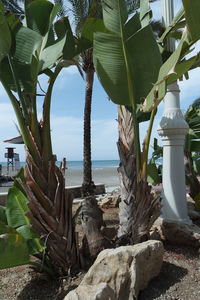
left=158, top=0, right=191, bottom=223
left=157, top=83, right=190, bottom=223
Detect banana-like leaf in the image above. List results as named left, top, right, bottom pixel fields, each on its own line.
left=143, top=2, right=200, bottom=113
left=14, top=26, right=42, bottom=64
left=5, top=184, right=44, bottom=255
left=6, top=186, right=29, bottom=228
left=55, top=17, right=76, bottom=60
left=77, top=18, right=110, bottom=55
left=142, top=38, right=199, bottom=112
left=0, top=233, right=29, bottom=269
left=39, top=35, right=66, bottom=72
left=0, top=222, right=16, bottom=234
left=0, top=14, right=11, bottom=62
left=182, top=0, right=200, bottom=41
left=0, top=0, right=4, bottom=13
left=140, top=0, right=152, bottom=27
left=26, top=0, right=54, bottom=36
left=0, top=57, right=37, bottom=93
left=93, top=0, right=162, bottom=107
left=159, top=7, right=184, bottom=43
left=147, top=161, right=160, bottom=185
left=16, top=224, right=44, bottom=254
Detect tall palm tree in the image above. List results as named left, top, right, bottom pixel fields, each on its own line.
left=67, top=0, right=102, bottom=196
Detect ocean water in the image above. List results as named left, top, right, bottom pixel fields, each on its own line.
left=0, top=160, right=120, bottom=170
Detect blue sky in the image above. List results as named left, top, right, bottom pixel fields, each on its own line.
left=0, top=0, right=200, bottom=162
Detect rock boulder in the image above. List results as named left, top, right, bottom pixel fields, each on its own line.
left=65, top=240, right=164, bottom=300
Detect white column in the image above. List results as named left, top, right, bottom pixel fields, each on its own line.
left=157, top=83, right=190, bottom=223
left=158, top=0, right=191, bottom=223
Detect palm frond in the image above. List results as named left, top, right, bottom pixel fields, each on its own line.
left=67, top=0, right=102, bottom=34
left=54, top=0, right=67, bottom=18
left=2, top=0, right=24, bottom=19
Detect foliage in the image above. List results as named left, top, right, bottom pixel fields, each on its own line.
left=93, top=0, right=162, bottom=178
left=143, top=1, right=200, bottom=113
left=0, top=0, right=80, bottom=276
left=149, top=99, right=200, bottom=208
left=93, top=0, right=200, bottom=179
left=0, top=171, right=44, bottom=270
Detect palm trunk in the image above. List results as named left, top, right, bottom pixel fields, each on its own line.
left=117, top=106, right=161, bottom=245
left=82, top=68, right=95, bottom=196
left=77, top=196, right=112, bottom=262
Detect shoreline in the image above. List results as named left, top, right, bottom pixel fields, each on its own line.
left=0, top=166, right=120, bottom=193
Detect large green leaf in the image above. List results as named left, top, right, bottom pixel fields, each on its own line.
left=102, top=0, right=128, bottom=35
left=0, top=14, right=11, bottom=62
left=147, top=161, right=160, bottom=185
left=126, top=25, right=162, bottom=104
left=94, top=32, right=130, bottom=105
left=0, top=233, right=29, bottom=269
left=182, top=0, right=200, bottom=41
left=14, top=26, right=42, bottom=64
left=39, top=35, right=66, bottom=72
left=5, top=184, right=44, bottom=255
left=16, top=224, right=44, bottom=254
left=94, top=2, right=162, bottom=107
left=143, top=2, right=200, bottom=113
left=26, top=0, right=54, bottom=36
left=0, top=57, right=37, bottom=93
left=140, top=0, right=152, bottom=27
left=55, top=17, right=76, bottom=60
left=6, top=186, right=29, bottom=228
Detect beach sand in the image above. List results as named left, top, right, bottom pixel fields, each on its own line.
left=0, top=166, right=120, bottom=193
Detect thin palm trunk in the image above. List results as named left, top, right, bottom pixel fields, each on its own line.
left=82, top=67, right=95, bottom=196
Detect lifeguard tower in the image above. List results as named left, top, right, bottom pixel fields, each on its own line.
left=5, top=147, right=15, bottom=172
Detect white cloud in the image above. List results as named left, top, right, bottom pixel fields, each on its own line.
left=56, top=66, right=80, bottom=89
left=0, top=107, right=119, bottom=162
left=51, top=116, right=118, bottom=161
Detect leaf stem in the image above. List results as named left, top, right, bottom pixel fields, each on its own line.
left=142, top=108, right=156, bottom=179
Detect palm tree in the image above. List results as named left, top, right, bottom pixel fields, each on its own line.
left=67, top=0, right=102, bottom=196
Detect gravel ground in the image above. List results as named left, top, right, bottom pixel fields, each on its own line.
left=0, top=206, right=200, bottom=300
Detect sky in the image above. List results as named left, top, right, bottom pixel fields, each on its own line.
left=0, top=0, right=200, bottom=162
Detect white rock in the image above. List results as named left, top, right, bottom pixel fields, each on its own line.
left=152, top=217, right=200, bottom=247
left=76, top=240, right=164, bottom=300
left=64, top=283, right=115, bottom=300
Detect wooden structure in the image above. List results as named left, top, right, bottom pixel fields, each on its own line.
left=5, top=147, right=15, bottom=172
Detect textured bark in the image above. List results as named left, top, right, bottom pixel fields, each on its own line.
left=77, top=196, right=112, bottom=260
left=117, top=105, right=161, bottom=245
left=185, top=151, right=200, bottom=199
left=19, top=151, right=79, bottom=276
left=82, top=50, right=95, bottom=196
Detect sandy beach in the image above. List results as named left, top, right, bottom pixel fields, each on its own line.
left=0, top=166, right=120, bottom=193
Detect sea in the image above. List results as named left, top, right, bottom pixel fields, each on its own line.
left=0, top=160, right=120, bottom=170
